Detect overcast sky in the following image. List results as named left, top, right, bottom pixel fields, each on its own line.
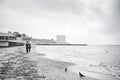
left=0, top=0, right=120, bottom=44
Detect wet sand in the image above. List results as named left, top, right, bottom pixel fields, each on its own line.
left=0, top=46, right=100, bottom=80
left=26, top=51, right=100, bottom=80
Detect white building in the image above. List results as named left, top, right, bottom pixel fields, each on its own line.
left=56, top=35, right=66, bottom=44
left=0, top=32, right=16, bottom=40
left=0, top=32, right=24, bottom=47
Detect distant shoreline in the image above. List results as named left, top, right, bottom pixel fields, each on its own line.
left=37, top=44, right=88, bottom=46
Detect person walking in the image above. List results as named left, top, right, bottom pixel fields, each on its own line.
left=28, top=41, right=31, bottom=52
left=26, top=41, right=31, bottom=53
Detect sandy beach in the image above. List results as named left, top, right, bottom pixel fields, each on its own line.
left=0, top=46, right=100, bottom=80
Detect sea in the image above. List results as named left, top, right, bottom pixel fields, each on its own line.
left=36, top=45, right=120, bottom=80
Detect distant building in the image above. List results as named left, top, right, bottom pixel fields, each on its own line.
left=0, top=32, right=16, bottom=41
left=0, top=32, right=24, bottom=47
left=56, top=35, right=66, bottom=44
left=31, top=38, right=56, bottom=44
left=13, top=32, right=21, bottom=37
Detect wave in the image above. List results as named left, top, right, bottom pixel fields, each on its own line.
left=99, top=63, right=120, bottom=79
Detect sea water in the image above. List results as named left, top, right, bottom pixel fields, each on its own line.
left=36, top=45, right=120, bottom=80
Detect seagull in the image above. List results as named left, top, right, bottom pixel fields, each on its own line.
left=79, top=72, right=85, bottom=78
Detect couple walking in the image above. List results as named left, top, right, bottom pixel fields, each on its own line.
left=26, top=41, right=31, bottom=53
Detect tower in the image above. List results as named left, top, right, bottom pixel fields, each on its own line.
left=56, top=35, right=66, bottom=44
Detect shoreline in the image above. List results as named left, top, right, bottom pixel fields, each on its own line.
left=35, top=45, right=120, bottom=80
left=42, top=54, right=120, bottom=80
left=26, top=51, right=100, bottom=80
left=41, top=54, right=120, bottom=80
left=1, top=46, right=119, bottom=80
left=69, top=65, right=120, bottom=80
left=0, top=46, right=100, bottom=80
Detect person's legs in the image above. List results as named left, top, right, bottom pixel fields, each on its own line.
left=29, top=47, right=31, bottom=52
left=26, top=47, right=28, bottom=53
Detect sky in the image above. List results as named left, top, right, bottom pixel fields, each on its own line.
left=0, top=0, right=120, bottom=44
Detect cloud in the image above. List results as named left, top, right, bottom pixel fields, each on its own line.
left=0, top=0, right=120, bottom=44
left=104, top=0, right=120, bottom=33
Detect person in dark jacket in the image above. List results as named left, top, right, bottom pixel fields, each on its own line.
left=26, top=41, right=31, bottom=53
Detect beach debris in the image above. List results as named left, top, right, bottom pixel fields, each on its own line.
left=0, top=60, right=16, bottom=80
left=79, top=72, right=85, bottom=78
left=0, top=52, right=46, bottom=80
left=14, top=57, right=46, bottom=80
